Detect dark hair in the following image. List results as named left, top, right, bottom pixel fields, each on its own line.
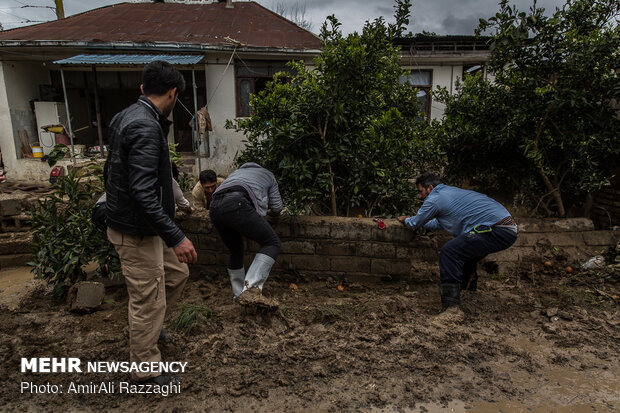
left=171, top=161, right=179, bottom=180
left=141, top=61, right=186, bottom=96
left=415, top=171, right=442, bottom=188
left=199, top=169, right=217, bottom=184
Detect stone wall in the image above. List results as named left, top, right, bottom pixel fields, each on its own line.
left=177, top=213, right=619, bottom=280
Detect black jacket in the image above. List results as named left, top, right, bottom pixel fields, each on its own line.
left=104, top=96, right=185, bottom=247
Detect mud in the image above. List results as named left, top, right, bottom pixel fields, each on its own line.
left=0, top=265, right=618, bottom=412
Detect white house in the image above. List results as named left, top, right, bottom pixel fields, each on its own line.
left=0, top=1, right=490, bottom=182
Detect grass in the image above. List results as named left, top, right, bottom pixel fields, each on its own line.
left=169, top=303, right=216, bottom=334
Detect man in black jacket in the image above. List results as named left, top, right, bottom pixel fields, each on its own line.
left=104, top=61, right=197, bottom=385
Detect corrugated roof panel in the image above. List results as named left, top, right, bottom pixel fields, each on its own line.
left=54, top=54, right=204, bottom=65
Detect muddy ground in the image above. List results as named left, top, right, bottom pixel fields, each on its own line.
left=0, top=262, right=618, bottom=413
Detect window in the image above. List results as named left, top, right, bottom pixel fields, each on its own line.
left=399, top=70, right=432, bottom=118
left=235, top=61, right=292, bottom=117
left=463, top=64, right=484, bottom=78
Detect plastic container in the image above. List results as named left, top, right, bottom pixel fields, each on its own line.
left=31, top=142, right=43, bottom=158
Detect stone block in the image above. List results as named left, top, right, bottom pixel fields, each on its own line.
left=315, top=241, right=356, bottom=256
left=196, top=251, right=218, bottom=265
left=370, top=258, right=411, bottom=276
left=291, top=255, right=327, bottom=271
left=198, top=235, right=219, bottom=250
left=302, top=222, right=331, bottom=239
left=0, top=198, right=22, bottom=217
left=0, top=253, right=31, bottom=268
left=0, top=233, right=32, bottom=255
left=281, top=241, right=315, bottom=255
left=331, top=256, right=371, bottom=273
left=67, top=281, right=105, bottom=312
left=347, top=224, right=372, bottom=241
left=582, top=231, right=618, bottom=246
left=356, top=242, right=396, bottom=258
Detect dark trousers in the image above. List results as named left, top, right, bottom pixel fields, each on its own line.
left=439, top=227, right=517, bottom=284
left=209, top=192, right=281, bottom=270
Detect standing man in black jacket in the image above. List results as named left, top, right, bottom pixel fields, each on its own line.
left=104, top=61, right=197, bottom=385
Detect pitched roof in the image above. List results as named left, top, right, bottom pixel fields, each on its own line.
left=0, top=1, right=321, bottom=51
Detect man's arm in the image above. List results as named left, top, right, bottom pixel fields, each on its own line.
left=398, top=201, right=439, bottom=230
left=267, top=178, right=283, bottom=216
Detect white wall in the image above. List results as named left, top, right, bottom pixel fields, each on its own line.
left=0, top=60, right=51, bottom=182
left=198, top=61, right=241, bottom=176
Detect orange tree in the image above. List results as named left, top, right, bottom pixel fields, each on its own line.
left=434, top=0, right=620, bottom=216
left=228, top=0, right=438, bottom=217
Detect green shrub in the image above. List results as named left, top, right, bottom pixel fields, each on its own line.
left=29, top=163, right=120, bottom=297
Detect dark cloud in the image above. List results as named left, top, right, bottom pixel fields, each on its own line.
left=0, top=0, right=566, bottom=35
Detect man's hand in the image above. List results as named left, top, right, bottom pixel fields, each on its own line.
left=397, top=216, right=408, bottom=224
left=173, top=237, right=197, bottom=263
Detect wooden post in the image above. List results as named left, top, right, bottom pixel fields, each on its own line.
left=92, top=66, right=104, bottom=156
left=55, top=0, right=64, bottom=19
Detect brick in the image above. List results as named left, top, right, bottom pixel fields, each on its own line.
left=0, top=233, right=32, bottom=255
left=356, top=242, right=396, bottom=258
left=0, top=198, right=22, bottom=217
left=198, top=235, right=219, bottom=250
left=331, top=256, right=371, bottom=273
left=347, top=225, right=372, bottom=241
left=302, top=223, right=331, bottom=239
left=196, top=251, right=218, bottom=265
left=315, top=241, right=356, bottom=256
left=396, top=247, right=413, bottom=258
left=0, top=253, right=31, bottom=268
left=371, top=259, right=411, bottom=276
left=281, top=241, right=315, bottom=254
left=291, top=255, right=327, bottom=271
left=582, top=231, right=618, bottom=246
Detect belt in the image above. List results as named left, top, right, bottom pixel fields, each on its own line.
left=213, top=185, right=252, bottom=203
left=493, top=216, right=516, bottom=226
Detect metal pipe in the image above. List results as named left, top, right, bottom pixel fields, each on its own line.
left=192, top=69, right=202, bottom=172
left=60, top=68, right=75, bottom=164
left=92, top=65, right=104, bottom=156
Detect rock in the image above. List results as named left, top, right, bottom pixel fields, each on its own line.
left=545, top=307, right=558, bottom=317
left=550, top=316, right=560, bottom=323
left=542, top=323, right=558, bottom=334
left=67, top=281, right=105, bottom=312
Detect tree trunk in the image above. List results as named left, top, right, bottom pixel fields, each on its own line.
left=319, top=116, right=337, bottom=216
left=538, top=167, right=566, bottom=217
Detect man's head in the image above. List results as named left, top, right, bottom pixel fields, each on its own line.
left=140, top=61, right=186, bottom=117
left=199, top=169, right=217, bottom=194
left=415, top=171, right=442, bottom=201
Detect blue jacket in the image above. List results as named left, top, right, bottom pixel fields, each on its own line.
left=404, top=184, right=513, bottom=236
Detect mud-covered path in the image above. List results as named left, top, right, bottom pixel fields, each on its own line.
left=0, top=267, right=618, bottom=412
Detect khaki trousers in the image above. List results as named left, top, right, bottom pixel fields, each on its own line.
left=107, top=227, right=189, bottom=381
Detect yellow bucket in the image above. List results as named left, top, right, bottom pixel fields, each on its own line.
left=31, top=142, right=43, bottom=158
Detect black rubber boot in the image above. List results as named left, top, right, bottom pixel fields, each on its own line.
left=440, top=283, right=461, bottom=312
left=461, top=272, right=478, bottom=291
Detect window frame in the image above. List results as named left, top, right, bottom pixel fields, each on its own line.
left=235, top=61, right=290, bottom=118
left=400, top=69, right=433, bottom=119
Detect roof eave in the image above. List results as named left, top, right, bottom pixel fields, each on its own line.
left=0, top=40, right=322, bottom=55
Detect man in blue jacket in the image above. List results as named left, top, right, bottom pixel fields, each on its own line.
left=105, top=61, right=197, bottom=385
left=398, top=172, right=517, bottom=313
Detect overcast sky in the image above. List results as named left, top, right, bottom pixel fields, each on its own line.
left=0, top=0, right=566, bottom=34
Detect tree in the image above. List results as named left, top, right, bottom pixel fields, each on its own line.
left=435, top=0, right=620, bottom=216
left=272, top=1, right=313, bottom=32
left=228, top=0, right=436, bottom=217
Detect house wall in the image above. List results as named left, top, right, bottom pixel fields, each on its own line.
left=199, top=61, right=240, bottom=176
left=0, top=61, right=53, bottom=182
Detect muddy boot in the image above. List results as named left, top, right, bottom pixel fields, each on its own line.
left=440, top=283, right=461, bottom=311
left=227, top=267, right=245, bottom=298
left=243, top=253, right=275, bottom=292
left=237, top=287, right=279, bottom=310
left=433, top=283, right=464, bottom=325
left=461, top=272, right=478, bottom=291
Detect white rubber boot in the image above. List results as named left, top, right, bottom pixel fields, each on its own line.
left=227, top=267, right=245, bottom=298
left=243, top=253, right=275, bottom=292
